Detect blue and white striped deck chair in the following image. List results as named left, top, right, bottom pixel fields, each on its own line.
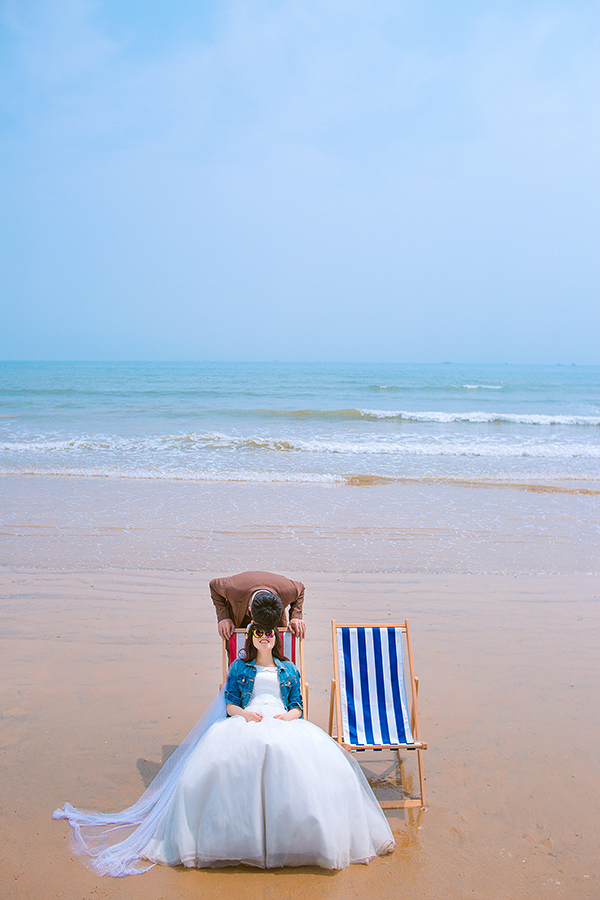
left=222, top=629, right=309, bottom=717
left=329, top=620, right=426, bottom=808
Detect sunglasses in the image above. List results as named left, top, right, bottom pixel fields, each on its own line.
left=253, top=628, right=275, bottom=639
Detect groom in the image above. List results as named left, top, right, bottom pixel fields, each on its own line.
left=209, top=570, right=306, bottom=640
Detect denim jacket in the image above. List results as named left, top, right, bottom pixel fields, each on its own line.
left=224, top=657, right=303, bottom=715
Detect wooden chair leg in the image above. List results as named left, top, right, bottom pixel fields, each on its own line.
left=410, top=675, right=419, bottom=734
left=396, top=750, right=406, bottom=797
left=328, top=679, right=336, bottom=737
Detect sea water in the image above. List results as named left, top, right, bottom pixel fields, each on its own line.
left=1, top=361, right=599, bottom=489
left=1, top=362, right=599, bottom=574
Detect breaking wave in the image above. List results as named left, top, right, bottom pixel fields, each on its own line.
left=238, top=408, right=600, bottom=426
left=2, top=431, right=600, bottom=460
left=357, top=409, right=600, bottom=426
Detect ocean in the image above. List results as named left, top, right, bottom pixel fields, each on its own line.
left=1, top=361, right=599, bottom=490
left=1, top=361, right=599, bottom=573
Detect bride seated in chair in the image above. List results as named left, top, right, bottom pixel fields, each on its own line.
left=54, top=596, right=394, bottom=875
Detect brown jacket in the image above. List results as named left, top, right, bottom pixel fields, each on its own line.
left=209, top=571, right=305, bottom=628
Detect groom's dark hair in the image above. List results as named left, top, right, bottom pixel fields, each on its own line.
left=250, top=591, right=283, bottom=630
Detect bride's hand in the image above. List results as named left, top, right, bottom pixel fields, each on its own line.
left=273, top=709, right=302, bottom=721
left=244, top=710, right=263, bottom=722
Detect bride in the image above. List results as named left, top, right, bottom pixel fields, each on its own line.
left=54, top=601, right=395, bottom=876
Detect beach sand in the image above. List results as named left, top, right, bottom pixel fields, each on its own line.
left=1, top=474, right=598, bottom=575
left=1, top=567, right=599, bottom=900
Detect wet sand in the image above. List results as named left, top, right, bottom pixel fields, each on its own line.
left=1, top=568, right=599, bottom=900
left=1, top=474, right=599, bottom=574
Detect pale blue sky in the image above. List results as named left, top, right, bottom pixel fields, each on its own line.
left=1, top=0, right=599, bottom=363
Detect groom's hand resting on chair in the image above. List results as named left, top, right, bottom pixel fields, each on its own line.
left=218, top=619, right=235, bottom=640
left=289, top=619, right=306, bottom=639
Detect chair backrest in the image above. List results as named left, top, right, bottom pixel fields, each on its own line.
left=333, top=623, right=414, bottom=747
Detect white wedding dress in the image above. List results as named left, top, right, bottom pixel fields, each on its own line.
left=54, top=667, right=394, bottom=875
left=142, top=667, right=394, bottom=869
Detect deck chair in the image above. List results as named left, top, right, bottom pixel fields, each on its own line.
left=329, top=620, right=426, bottom=808
left=221, top=628, right=309, bottom=717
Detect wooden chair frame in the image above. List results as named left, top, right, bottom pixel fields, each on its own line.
left=221, top=628, right=309, bottom=718
left=328, top=619, right=426, bottom=809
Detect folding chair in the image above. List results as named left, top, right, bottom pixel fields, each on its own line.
left=329, top=620, right=426, bottom=808
left=221, top=628, right=309, bottom=717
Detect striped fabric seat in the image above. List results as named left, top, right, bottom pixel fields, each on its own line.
left=329, top=620, right=427, bottom=809
left=336, top=625, right=414, bottom=746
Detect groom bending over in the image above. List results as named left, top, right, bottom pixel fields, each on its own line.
left=210, top=570, right=306, bottom=640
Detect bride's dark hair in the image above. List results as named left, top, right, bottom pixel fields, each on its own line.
left=244, top=623, right=289, bottom=663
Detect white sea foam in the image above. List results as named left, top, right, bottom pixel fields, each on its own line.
left=274, top=438, right=600, bottom=459
left=0, top=463, right=345, bottom=484
left=3, top=432, right=600, bottom=460
left=461, top=384, right=503, bottom=390
left=358, top=409, right=600, bottom=426
left=2, top=464, right=599, bottom=492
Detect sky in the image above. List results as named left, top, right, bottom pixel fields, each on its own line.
left=1, top=0, right=599, bottom=364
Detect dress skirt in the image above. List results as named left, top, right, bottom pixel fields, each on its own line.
left=142, top=670, right=394, bottom=869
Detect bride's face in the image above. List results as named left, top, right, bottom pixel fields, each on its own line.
left=252, top=628, right=276, bottom=652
